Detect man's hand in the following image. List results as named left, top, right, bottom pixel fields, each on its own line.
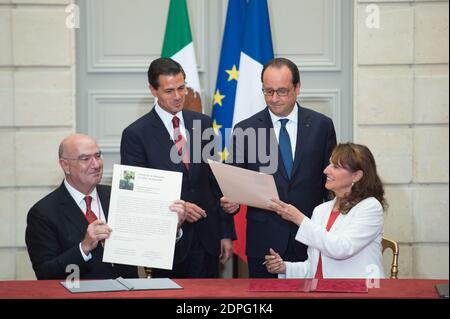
left=220, top=197, right=239, bottom=214
left=219, top=239, right=234, bottom=265
left=80, top=220, right=112, bottom=255
left=185, top=202, right=207, bottom=223
left=169, top=200, right=186, bottom=229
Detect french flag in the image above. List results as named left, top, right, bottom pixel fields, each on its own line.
left=232, top=0, right=274, bottom=263
left=232, top=0, right=274, bottom=127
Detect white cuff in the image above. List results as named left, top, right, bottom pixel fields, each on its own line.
left=176, top=228, right=183, bottom=242
left=79, top=243, right=92, bottom=262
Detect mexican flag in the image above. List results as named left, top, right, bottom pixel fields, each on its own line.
left=162, top=0, right=201, bottom=95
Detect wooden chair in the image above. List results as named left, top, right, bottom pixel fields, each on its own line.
left=144, top=267, right=152, bottom=278
left=382, top=236, right=399, bottom=279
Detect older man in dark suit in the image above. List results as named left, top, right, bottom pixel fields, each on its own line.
left=25, top=134, right=186, bottom=280
left=221, top=58, right=337, bottom=278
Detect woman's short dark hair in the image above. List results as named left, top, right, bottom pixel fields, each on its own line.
left=261, top=57, right=300, bottom=87
left=330, top=143, right=387, bottom=213
left=148, top=57, right=186, bottom=89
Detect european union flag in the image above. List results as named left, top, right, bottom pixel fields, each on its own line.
left=211, top=0, right=247, bottom=161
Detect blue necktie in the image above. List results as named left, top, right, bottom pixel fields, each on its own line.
left=279, top=119, right=293, bottom=179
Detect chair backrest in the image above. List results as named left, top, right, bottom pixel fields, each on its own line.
left=144, top=267, right=152, bottom=278
left=381, top=236, right=399, bottom=279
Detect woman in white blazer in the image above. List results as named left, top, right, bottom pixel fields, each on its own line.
left=265, top=143, right=387, bottom=279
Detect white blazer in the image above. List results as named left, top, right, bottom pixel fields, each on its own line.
left=281, top=197, right=385, bottom=279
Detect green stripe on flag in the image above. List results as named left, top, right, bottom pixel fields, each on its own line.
left=162, top=0, right=193, bottom=58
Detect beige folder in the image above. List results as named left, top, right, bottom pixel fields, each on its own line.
left=208, top=160, right=279, bottom=210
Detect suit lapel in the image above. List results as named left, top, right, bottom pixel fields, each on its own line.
left=330, top=204, right=353, bottom=233
left=57, top=182, right=88, bottom=237
left=321, top=199, right=347, bottom=233
left=149, top=108, right=174, bottom=153
left=330, top=213, right=346, bottom=233
left=182, top=110, right=196, bottom=179
left=291, top=105, right=311, bottom=179
left=149, top=109, right=184, bottom=172
left=320, top=199, right=336, bottom=226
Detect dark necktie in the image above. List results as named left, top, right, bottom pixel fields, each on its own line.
left=279, top=119, right=293, bottom=178
left=84, top=196, right=97, bottom=224
left=172, top=116, right=189, bottom=170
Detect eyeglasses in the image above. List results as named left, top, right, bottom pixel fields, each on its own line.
left=262, top=87, right=293, bottom=97
left=62, top=151, right=103, bottom=164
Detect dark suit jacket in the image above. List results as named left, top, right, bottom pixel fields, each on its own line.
left=120, top=108, right=236, bottom=265
left=25, top=183, right=138, bottom=280
left=231, top=105, right=337, bottom=261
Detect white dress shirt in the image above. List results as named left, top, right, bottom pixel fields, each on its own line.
left=268, top=104, right=298, bottom=158
left=154, top=103, right=187, bottom=141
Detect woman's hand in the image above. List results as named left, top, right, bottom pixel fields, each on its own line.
left=269, top=198, right=305, bottom=226
left=264, top=248, right=286, bottom=275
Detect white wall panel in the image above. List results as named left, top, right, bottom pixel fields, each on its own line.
left=298, top=89, right=341, bottom=140
left=88, top=91, right=153, bottom=151
left=87, top=0, right=206, bottom=73
left=269, top=0, right=341, bottom=70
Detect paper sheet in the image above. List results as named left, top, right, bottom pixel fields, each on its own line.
left=103, top=164, right=182, bottom=270
left=208, top=160, right=279, bottom=210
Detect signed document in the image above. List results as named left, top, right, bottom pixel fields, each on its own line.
left=208, top=160, right=279, bottom=210
left=103, top=164, right=182, bottom=270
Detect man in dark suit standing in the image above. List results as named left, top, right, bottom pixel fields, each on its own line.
left=221, top=58, right=337, bottom=278
left=120, top=58, right=236, bottom=278
left=25, top=134, right=186, bottom=280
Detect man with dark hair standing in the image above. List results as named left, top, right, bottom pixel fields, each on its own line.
left=26, top=134, right=186, bottom=280
left=120, top=58, right=235, bottom=278
left=222, top=57, right=337, bottom=278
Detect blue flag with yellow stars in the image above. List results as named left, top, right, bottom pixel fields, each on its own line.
left=211, top=0, right=247, bottom=161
